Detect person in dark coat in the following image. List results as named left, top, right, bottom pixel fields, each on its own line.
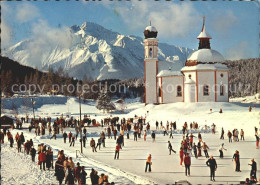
left=74, top=162, right=81, bottom=184
left=90, top=168, right=99, bottom=185
left=30, top=146, right=36, bottom=162
left=151, top=131, right=156, bottom=142
left=55, top=157, right=65, bottom=185
left=206, top=156, right=217, bottom=181
left=9, top=135, right=14, bottom=147
left=63, top=132, right=67, bottom=143
left=65, top=167, right=74, bottom=185
left=83, top=135, right=86, bottom=147
left=168, top=141, right=176, bottom=155
left=248, top=158, right=257, bottom=181
left=46, top=147, right=53, bottom=170
left=184, top=153, right=191, bottom=176
left=232, top=150, right=241, bottom=172
left=80, top=166, right=87, bottom=185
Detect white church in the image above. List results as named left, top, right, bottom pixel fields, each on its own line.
left=144, top=17, right=229, bottom=104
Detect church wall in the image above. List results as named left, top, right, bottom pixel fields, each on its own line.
left=160, top=76, right=184, bottom=103
left=197, top=71, right=215, bottom=102
left=145, top=59, right=158, bottom=104
left=216, top=70, right=229, bottom=102
left=183, top=71, right=197, bottom=102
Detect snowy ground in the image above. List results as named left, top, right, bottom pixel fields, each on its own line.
left=1, top=96, right=260, bottom=184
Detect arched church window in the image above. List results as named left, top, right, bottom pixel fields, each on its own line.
left=177, top=86, right=182, bottom=97
left=149, top=48, right=153, bottom=58
left=220, top=85, right=224, bottom=96
left=203, top=85, right=209, bottom=96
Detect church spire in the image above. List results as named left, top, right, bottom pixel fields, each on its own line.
left=197, top=16, right=211, bottom=49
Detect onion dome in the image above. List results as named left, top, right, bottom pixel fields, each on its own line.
left=144, top=21, right=158, bottom=39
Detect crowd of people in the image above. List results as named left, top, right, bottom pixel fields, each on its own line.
left=1, top=113, right=260, bottom=184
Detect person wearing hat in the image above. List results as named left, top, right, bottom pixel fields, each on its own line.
left=98, top=173, right=105, bottom=185
left=80, top=166, right=87, bottom=185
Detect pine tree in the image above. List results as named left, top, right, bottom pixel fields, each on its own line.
left=96, top=89, right=116, bottom=113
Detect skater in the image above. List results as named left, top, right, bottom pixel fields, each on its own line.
left=256, top=134, right=259, bottom=149
left=197, top=141, right=202, bottom=157
left=156, top=121, right=159, bottom=130
left=80, top=166, right=87, bottom=185
left=219, top=143, right=227, bottom=158
left=113, top=129, right=117, bottom=140
left=96, top=137, right=102, bottom=150
left=30, top=146, right=36, bottom=162
left=50, top=129, right=56, bottom=140
left=169, top=128, right=173, bottom=139
left=240, top=129, right=244, bottom=141
left=55, top=157, right=65, bottom=185
left=232, top=150, right=241, bottom=172
left=145, top=154, right=152, bottom=172
left=228, top=130, right=232, bottom=143
left=184, top=153, right=191, bottom=176
left=68, top=131, right=72, bottom=143
left=65, top=167, right=74, bottom=185
left=248, top=158, right=257, bottom=181
left=114, top=144, right=120, bottom=159
left=206, top=156, right=217, bottom=181
left=151, top=131, right=156, bottom=142
left=90, top=138, right=97, bottom=152
left=39, top=150, right=46, bottom=170
left=134, top=129, right=138, bottom=141
left=9, top=135, right=14, bottom=147
left=17, top=137, right=22, bottom=153
left=168, top=141, right=176, bottom=155
left=70, top=135, right=75, bottom=147
left=63, top=132, right=67, bottom=143
left=144, top=130, right=147, bottom=141
left=74, top=162, right=81, bottom=184
left=192, top=143, right=198, bottom=158
left=82, top=134, right=86, bottom=147
left=179, top=147, right=184, bottom=165
left=203, top=142, right=209, bottom=158
left=220, top=127, right=224, bottom=139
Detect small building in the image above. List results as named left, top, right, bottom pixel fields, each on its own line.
left=1, top=115, right=15, bottom=129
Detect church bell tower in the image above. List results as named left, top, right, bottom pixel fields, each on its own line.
left=144, top=22, right=158, bottom=104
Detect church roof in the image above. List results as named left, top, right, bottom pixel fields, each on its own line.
left=181, top=63, right=229, bottom=71
left=186, top=49, right=225, bottom=64
left=197, top=16, right=211, bottom=39
left=197, top=24, right=211, bottom=39
left=145, top=25, right=157, bottom=32
left=157, top=60, right=184, bottom=77
left=157, top=70, right=183, bottom=77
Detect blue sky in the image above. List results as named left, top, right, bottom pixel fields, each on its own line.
left=2, top=0, right=259, bottom=60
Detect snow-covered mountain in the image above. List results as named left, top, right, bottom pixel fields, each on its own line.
left=3, top=22, right=194, bottom=80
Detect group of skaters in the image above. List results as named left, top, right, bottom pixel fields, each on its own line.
left=2, top=129, right=115, bottom=185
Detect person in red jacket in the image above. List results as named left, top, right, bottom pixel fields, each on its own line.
left=179, top=147, right=184, bottom=166
left=184, top=153, right=191, bottom=176
left=39, top=151, right=46, bottom=170
left=114, top=144, right=120, bottom=159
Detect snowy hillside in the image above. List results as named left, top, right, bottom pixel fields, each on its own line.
left=3, top=22, right=193, bottom=80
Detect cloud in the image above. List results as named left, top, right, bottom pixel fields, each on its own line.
left=25, top=20, right=74, bottom=68
left=225, top=41, right=252, bottom=60
left=210, top=10, right=239, bottom=35
left=16, top=3, right=40, bottom=23
left=1, top=20, right=12, bottom=49
left=111, top=1, right=201, bottom=38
